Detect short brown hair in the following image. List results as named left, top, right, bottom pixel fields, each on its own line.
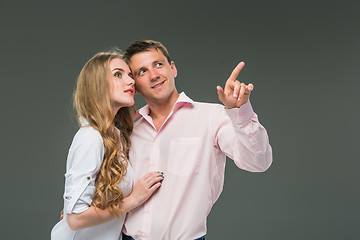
left=123, top=39, right=171, bottom=64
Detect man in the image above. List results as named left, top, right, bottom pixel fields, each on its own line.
left=122, top=39, right=272, bottom=240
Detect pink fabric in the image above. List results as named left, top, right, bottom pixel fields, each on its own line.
left=123, top=92, right=272, bottom=240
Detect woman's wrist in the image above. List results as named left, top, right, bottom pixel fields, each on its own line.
left=121, top=194, right=139, bottom=212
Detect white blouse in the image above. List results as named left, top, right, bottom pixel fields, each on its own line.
left=51, top=125, right=133, bottom=240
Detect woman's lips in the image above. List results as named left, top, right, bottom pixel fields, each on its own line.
left=125, top=88, right=134, bottom=95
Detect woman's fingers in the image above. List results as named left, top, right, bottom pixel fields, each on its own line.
left=142, top=171, right=162, bottom=181
left=149, top=182, right=162, bottom=192
left=60, top=209, right=64, bottom=220
left=147, top=175, right=164, bottom=188
left=140, top=171, right=164, bottom=188
left=131, top=171, right=164, bottom=205
left=144, top=172, right=164, bottom=188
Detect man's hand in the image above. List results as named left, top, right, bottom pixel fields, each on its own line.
left=217, top=62, right=253, bottom=108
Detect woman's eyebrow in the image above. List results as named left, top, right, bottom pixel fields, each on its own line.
left=111, top=67, right=124, bottom=72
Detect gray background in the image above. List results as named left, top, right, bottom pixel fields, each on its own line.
left=1, top=0, right=359, bottom=239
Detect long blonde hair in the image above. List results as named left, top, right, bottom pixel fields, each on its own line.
left=73, top=50, right=133, bottom=217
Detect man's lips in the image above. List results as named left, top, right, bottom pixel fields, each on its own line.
left=124, top=88, right=134, bottom=95
left=151, top=80, right=165, bottom=89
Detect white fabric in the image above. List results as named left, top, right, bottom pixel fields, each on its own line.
left=51, top=125, right=133, bottom=240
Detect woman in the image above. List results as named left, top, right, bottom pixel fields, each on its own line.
left=51, top=50, right=163, bottom=240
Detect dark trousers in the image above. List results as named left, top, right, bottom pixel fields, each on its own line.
left=122, top=233, right=205, bottom=240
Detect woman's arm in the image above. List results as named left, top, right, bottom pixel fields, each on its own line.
left=67, top=171, right=164, bottom=230
left=67, top=206, right=113, bottom=231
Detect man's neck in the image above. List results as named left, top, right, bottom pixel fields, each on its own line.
left=147, top=92, right=179, bottom=131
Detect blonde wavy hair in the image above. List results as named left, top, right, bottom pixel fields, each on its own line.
left=73, top=50, right=134, bottom=217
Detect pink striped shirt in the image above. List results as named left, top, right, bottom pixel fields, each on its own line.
left=123, top=92, right=272, bottom=240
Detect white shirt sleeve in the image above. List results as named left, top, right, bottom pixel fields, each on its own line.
left=63, top=127, right=104, bottom=214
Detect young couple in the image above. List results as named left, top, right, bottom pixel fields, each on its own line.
left=51, top=39, right=272, bottom=240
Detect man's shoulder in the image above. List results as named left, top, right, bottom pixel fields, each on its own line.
left=190, top=99, right=224, bottom=111
left=179, top=92, right=223, bottom=110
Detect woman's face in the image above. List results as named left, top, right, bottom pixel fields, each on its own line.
left=109, top=58, right=135, bottom=112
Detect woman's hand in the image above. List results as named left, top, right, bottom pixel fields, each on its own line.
left=64, top=171, right=164, bottom=231
left=126, top=171, right=164, bottom=208
left=60, top=209, right=64, bottom=220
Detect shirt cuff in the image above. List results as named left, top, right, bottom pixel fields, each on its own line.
left=224, top=101, right=254, bottom=125
left=64, top=175, right=95, bottom=214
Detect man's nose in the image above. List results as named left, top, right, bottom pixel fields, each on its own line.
left=149, top=68, right=160, bottom=81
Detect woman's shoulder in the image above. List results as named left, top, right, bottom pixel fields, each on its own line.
left=66, top=126, right=105, bottom=171
left=74, top=126, right=103, bottom=142
left=69, top=126, right=104, bottom=151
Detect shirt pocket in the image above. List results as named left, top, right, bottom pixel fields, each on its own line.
left=167, top=137, right=202, bottom=177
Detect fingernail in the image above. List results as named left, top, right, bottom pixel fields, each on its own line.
left=237, top=97, right=241, bottom=101
left=157, top=171, right=160, bottom=173
left=233, top=93, right=237, bottom=98
left=162, top=176, right=164, bottom=178
left=161, top=172, right=163, bottom=174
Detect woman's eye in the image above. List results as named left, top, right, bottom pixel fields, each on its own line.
left=114, top=72, right=122, bottom=77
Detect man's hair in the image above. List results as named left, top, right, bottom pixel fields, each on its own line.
left=123, top=39, right=171, bottom=64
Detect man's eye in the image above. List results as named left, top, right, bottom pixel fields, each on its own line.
left=156, top=63, right=163, bottom=67
left=139, top=70, right=145, bottom=76
left=114, top=72, right=122, bottom=77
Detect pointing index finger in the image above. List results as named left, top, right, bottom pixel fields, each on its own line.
left=228, top=62, right=245, bottom=82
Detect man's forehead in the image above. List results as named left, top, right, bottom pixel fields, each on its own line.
left=129, top=49, right=166, bottom=67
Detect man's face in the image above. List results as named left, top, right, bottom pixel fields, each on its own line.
left=129, top=49, right=178, bottom=104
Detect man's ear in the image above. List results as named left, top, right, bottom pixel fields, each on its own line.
left=171, top=61, right=178, bottom=78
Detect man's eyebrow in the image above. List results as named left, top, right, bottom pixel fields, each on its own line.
left=132, top=58, right=164, bottom=74
left=154, top=59, right=165, bottom=63
left=133, top=66, right=145, bottom=74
